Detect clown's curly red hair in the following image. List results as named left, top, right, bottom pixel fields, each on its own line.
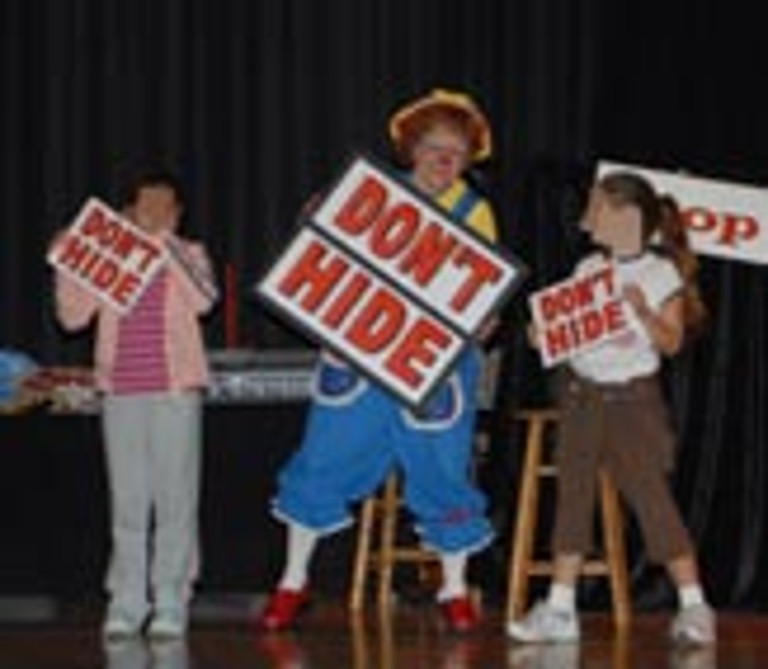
left=389, top=90, right=491, bottom=165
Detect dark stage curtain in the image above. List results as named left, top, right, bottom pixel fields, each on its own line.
left=2, top=0, right=768, bottom=609
left=0, top=0, right=602, bottom=357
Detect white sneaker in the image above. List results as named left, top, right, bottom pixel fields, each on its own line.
left=670, top=604, right=716, bottom=646
left=507, top=600, right=580, bottom=643
left=147, top=611, right=187, bottom=640
left=102, top=615, right=143, bottom=640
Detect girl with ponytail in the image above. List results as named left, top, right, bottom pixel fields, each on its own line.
left=509, top=171, right=716, bottom=646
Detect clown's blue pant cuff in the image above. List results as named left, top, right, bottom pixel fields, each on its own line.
left=271, top=500, right=354, bottom=537
left=419, top=525, right=495, bottom=556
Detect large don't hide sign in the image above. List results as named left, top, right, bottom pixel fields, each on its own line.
left=47, top=198, right=168, bottom=314
left=258, top=154, right=526, bottom=407
left=529, top=263, right=632, bottom=368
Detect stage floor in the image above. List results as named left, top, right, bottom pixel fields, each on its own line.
left=0, top=596, right=762, bottom=668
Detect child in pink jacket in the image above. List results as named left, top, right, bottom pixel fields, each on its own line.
left=53, top=170, right=217, bottom=640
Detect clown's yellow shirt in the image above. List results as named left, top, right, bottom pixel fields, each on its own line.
left=436, top=179, right=497, bottom=243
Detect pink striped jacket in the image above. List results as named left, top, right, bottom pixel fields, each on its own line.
left=54, top=236, right=217, bottom=392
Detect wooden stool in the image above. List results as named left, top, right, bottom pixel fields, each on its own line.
left=505, top=408, right=631, bottom=630
left=349, top=470, right=440, bottom=611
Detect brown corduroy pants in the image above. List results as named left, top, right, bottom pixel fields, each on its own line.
left=552, top=370, right=694, bottom=564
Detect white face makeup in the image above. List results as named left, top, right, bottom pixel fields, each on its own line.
left=410, top=124, right=471, bottom=196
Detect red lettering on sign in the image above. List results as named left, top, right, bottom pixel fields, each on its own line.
left=277, top=240, right=350, bottom=312
left=125, top=234, right=162, bottom=272
left=397, top=222, right=458, bottom=286
left=543, top=299, right=627, bottom=361
left=603, top=299, right=626, bottom=332
left=332, top=171, right=505, bottom=314
left=540, top=268, right=614, bottom=322
left=92, top=257, right=120, bottom=289
left=54, top=233, right=153, bottom=308
left=449, top=246, right=503, bottom=313
left=369, top=202, right=420, bottom=258
left=719, top=213, right=759, bottom=246
left=581, top=310, right=605, bottom=342
left=683, top=207, right=759, bottom=248
left=385, top=318, right=452, bottom=388
left=345, top=288, right=405, bottom=353
left=77, top=205, right=162, bottom=271
left=81, top=208, right=121, bottom=246
left=321, top=272, right=372, bottom=328
left=683, top=207, right=718, bottom=233
left=111, top=272, right=143, bottom=306
left=334, top=176, right=387, bottom=235
left=111, top=227, right=142, bottom=260
left=545, top=322, right=570, bottom=359
left=57, top=235, right=91, bottom=272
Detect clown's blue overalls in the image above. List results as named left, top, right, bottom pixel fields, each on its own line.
left=272, top=184, right=494, bottom=555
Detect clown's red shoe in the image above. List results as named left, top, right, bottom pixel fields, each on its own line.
left=439, top=595, right=480, bottom=633
left=257, top=588, right=310, bottom=632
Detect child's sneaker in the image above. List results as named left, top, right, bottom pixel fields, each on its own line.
left=670, top=603, right=716, bottom=646
left=147, top=609, right=187, bottom=640
left=102, top=614, right=144, bottom=641
left=506, top=600, right=580, bottom=643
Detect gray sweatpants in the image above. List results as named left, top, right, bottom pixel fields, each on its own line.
left=102, top=391, right=202, bottom=622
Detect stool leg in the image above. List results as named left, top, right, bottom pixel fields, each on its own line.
left=349, top=494, right=377, bottom=611
left=349, top=609, right=368, bottom=665
left=506, top=417, right=545, bottom=622
left=376, top=473, right=399, bottom=610
left=599, top=471, right=632, bottom=630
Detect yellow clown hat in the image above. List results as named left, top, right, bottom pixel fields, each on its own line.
left=388, top=88, right=492, bottom=162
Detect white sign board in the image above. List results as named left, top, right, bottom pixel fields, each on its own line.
left=47, top=198, right=168, bottom=313
left=258, top=154, right=527, bottom=407
left=311, top=157, right=522, bottom=335
left=529, top=262, right=633, bottom=367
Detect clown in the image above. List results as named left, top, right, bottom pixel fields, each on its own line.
left=257, top=89, right=499, bottom=633
left=508, top=171, right=715, bottom=646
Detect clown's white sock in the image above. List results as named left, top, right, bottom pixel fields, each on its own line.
left=278, top=522, right=319, bottom=591
left=438, top=552, right=469, bottom=601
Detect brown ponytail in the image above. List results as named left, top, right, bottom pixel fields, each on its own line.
left=657, top=195, right=708, bottom=340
